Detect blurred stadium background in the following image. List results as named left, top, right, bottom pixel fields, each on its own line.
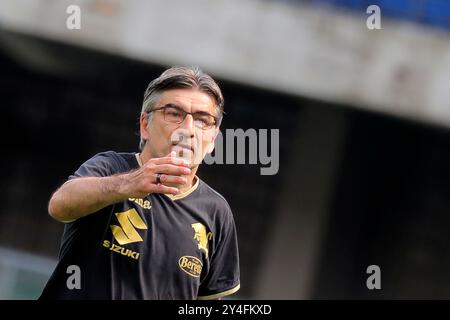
left=0, top=0, right=450, bottom=299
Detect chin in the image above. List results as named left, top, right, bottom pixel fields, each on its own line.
left=171, top=146, right=204, bottom=168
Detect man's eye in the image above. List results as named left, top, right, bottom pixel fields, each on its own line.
left=168, top=111, right=182, bottom=117
left=196, top=117, right=210, bottom=125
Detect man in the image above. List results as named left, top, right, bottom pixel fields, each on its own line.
left=40, top=66, right=240, bottom=300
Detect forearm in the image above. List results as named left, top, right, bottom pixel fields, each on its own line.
left=48, top=153, right=190, bottom=223
left=48, top=175, right=129, bottom=222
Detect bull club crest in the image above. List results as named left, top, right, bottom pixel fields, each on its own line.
left=191, top=223, right=213, bottom=259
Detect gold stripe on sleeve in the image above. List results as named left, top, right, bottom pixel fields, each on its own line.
left=197, top=284, right=240, bottom=300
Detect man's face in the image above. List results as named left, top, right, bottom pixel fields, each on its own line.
left=140, top=88, right=219, bottom=168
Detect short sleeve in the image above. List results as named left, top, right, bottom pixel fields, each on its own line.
left=60, top=152, right=123, bottom=223
left=197, top=209, right=240, bottom=300
left=68, top=151, right=121, bottom=180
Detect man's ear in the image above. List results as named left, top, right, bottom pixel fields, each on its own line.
left=140, top=112, right=150, bottom=142
left=205, top=128, right=220, bottom=154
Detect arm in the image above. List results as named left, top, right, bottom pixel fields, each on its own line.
left=48, top=154, right=191, bottom=223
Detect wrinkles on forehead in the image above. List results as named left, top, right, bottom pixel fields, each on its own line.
left=157, top=89, right=217, bottom=116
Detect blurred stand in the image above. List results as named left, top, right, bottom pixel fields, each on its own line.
left=0, top=247, right=56, bottom=299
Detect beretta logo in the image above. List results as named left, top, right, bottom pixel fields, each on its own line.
left=178, top=256, right=203, bottom=278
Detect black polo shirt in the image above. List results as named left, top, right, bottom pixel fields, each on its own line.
left=40, top=151, right=240, bottom=300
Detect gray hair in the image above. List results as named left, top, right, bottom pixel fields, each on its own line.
left=139, top=66, right=224, bottom=151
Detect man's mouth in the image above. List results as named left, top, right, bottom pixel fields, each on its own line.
left=172, top=143, right=194, bottom=152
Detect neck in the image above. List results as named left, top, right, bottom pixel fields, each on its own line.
left=181, top=170, right=198, bottom=193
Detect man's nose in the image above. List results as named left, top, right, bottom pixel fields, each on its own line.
left=179, top=114, right=195, bottom=135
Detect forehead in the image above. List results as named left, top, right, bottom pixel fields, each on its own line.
left=157, top=88, right=216, bottom=113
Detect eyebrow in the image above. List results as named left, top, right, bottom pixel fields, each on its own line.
left=163, top=103, right=215, bottom=117
left=164, top=102, right=183, bottom=110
